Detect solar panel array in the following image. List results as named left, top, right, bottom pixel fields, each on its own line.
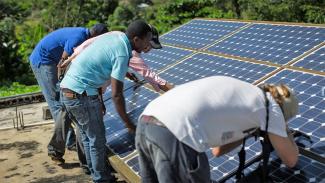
left=226, top=153, right=325, bottom=183
left=294, top=46, right=325, bottom=72
left=102, top=19, right=325, bottom=182
left=207, top=24, right=325, bottom=65
left=160, top=19, right=247, bottom=49
left=159, top=53, right=276, bottom=85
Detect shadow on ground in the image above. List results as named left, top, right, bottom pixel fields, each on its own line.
left=30, top=174, right=91, bottom=183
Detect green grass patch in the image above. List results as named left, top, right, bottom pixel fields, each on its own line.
left=0, top=82, right=40, bottom=97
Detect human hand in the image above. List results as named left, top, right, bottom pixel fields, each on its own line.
left=125, top=122, right=136, bottom=133
left=126, top=72, right=140, bottom=83
left=59, top=59, right=71, bottom=69
left=159, top=82, right=174, bottom=92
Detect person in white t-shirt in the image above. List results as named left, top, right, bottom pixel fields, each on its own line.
left=135, top=76, right=299, bottom=183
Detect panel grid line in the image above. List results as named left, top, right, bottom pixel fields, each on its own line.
left=197, top=18, right=325, bottom=28
left=201, top=23, right=253, bottom=50
left=286, top=42, right=325, bottom=68
left=159, top=43, right=325, bottom=77
left=160, top=19, right=248, bottom=49
left=103, top=18, right=325, bottom=183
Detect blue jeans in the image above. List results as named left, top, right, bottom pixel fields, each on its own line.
left=61, top=91, right=114, bottom=182
left=135, top=119, right=211, bottom=183
left=30, top=62, right=76, bottom=156
left=30, top=62, right=61, bottom=121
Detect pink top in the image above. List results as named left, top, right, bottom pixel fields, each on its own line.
left=71, top=32, right=166, bottom=92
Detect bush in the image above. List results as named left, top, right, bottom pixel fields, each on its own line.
left=0, top=82, right=40, bottom=97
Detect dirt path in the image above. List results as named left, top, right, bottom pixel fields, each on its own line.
left=0, top=124, right=92, bottom=183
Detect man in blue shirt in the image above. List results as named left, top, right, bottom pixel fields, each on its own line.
left=29, top=24, right=108, bottom=164
left=60, top=20, right=153, bottom=183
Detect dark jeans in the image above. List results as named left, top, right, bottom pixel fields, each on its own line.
left=61, top=91, right=114, bottom=182
left=30, top=62, right=76, bottom=156
left=135, top=119, right=211, bottom=183
left=47, top=107, right=87, bottom=167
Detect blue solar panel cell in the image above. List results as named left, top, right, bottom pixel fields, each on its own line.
left=104, top=86, right=159, bottom=158
left=102, top=79, right=137, bottom=101
left=294, top=46, right=325, bottom=72
left=226, top=154, right=325, bottom=183
left=140, top=46, right=193, bottom=73
left=126, top=155, right=140, bottom=175
left=159, top=53, right=276, bottom=85
left=160, top=19, right=247, bottom=49
left=269, top=154, right=325, bottom=183
left=263, top=69, right=325, bottom=157
left=208, top=24, right=325, bottom=65
left=208, top=137, right=263, bottom=182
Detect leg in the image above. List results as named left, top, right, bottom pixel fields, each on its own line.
left=75, top=124, right=90, bottom=174
left=62, top=94, right=114, bottom=182
left=30, top=63, right=71, bottom=159
left=30, top=63, right=61, bottom=120
left=66, top=126, right=76, bottom=150
left=47, top=108, right=70, bottom=162
left=84, top=96, right=113, bottom=182
left=136, top=121, right=180, bottom=183
left=137, top=121, right=210, bottom=183
left=135, top=121, right=159, bottom=183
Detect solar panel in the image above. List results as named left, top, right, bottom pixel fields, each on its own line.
left=104, top=86, right=159, bottom=158
left=209, top=137, right=262, bottom=182
left=263, top=69, right=325, bottom=157
left=226, top=153, right=325, bottom=183
left=124, top=137, right=263, bottom=182
left=160, top=19, right=247, bottom=49
left=207, top=24, right=325, bottom=65
left=126, top=155, right=140, bottom=175
left=294, top=46, right=325, bottom=72
left=99, top=19, right=325, bottom=182
left=159, top=53, right=277, bottom=85
left=140, top=45, right=193, bottom=73
left=102, top=79, right=137, bottom=101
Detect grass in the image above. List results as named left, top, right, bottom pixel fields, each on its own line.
left=0, top=82, right=40, bottom=97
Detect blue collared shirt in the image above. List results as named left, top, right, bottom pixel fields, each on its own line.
left=60, top=32, right=132, bottom=95
left=29, top=27, right=90, bottom=67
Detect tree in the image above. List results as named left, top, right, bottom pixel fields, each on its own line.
left=0, top=18, right=34, bottom=85
left=107, top=4, right=136, bottom=31
left=0, top=1, right=36, bottom=86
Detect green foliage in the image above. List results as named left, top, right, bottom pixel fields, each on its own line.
left=38, top=0, right=118, bottom=30
left=147, top=0, right=237, bottom=33
left=107, top=4, right=137, bottom=30
left=0, top=19, right=37, bottom=86
left=16, top=22, right=47, bottom=63
left=238, top=0, right=325, bottom=23
left=0, top=82, right=40, bottom=97
left=302, top=5, right=325, bottom=24
left=0, top=0, right=32, bottom=20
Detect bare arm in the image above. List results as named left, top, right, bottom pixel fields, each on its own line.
left=111, top=77, right=136, bottom=133
left=57, top=51, right=70, bottom=79
left=61, top=50, right=69, bottom=60
left=60, top=52, right=78, bottom=68
left=212, top=139, right=243, bottom=157
left=57, top=51, right=69, bottom=67
left=268, top=129, right=299, bottom=168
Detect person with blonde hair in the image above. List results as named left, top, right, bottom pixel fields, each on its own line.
left=136, top=76, right=299, bottom=183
